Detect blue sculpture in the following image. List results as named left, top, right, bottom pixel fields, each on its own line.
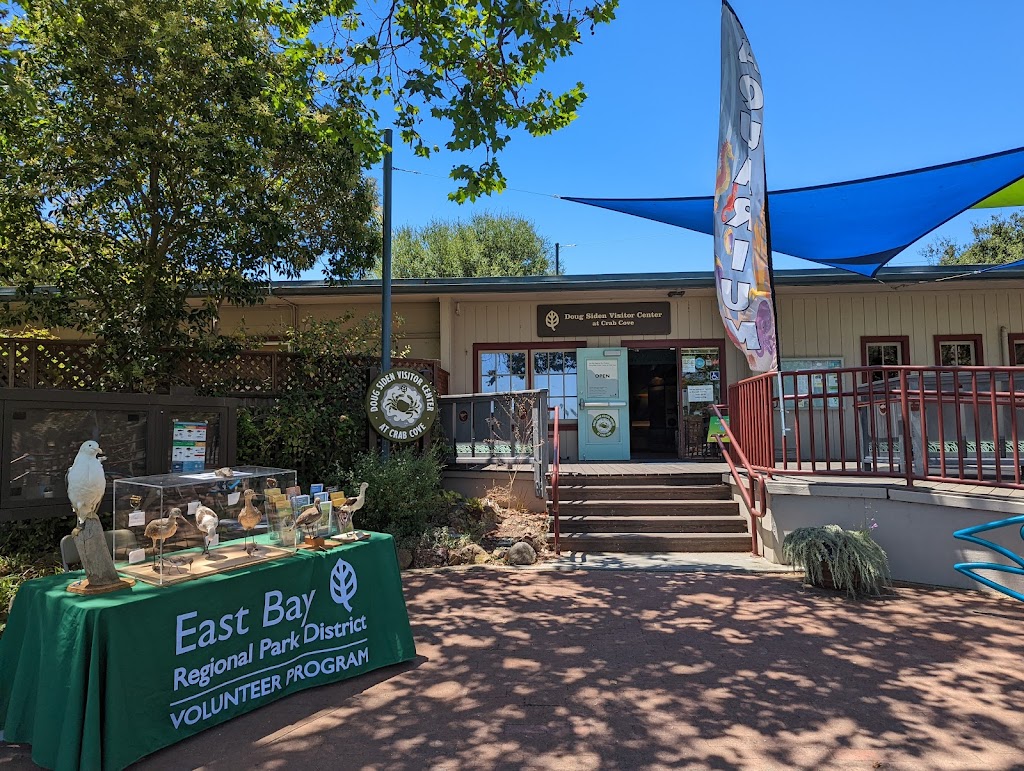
left=953, top=514, right=1024, bottom=603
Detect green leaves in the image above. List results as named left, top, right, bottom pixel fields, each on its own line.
left=1, top=0, right=380, bottom=389
left=385, top=211, right=553, bottom=277
left=922, top=213, right=1024, bottom=267
left=0, top=0, right=616, bottom=388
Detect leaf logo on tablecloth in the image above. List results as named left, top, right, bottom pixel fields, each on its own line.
left=329, top=558, right=358, bottom=611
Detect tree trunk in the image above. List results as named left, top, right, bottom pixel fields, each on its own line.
left=72, top=517, right=122, bottom=587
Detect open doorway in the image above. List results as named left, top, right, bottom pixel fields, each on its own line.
left=627, top=348, right=678, bottom=457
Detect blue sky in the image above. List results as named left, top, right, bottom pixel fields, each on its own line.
left=367, top=1, right=1024, bottom=276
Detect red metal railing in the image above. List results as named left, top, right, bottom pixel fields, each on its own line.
left=550, top=405, right=561, bottom=555
left=728, top=365, right=1024, bottom=490
left=710, top=402, right=766, bottom=555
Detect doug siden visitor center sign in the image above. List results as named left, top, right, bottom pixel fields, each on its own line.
left=537, top=302, right=671, bottom=337
left=366, top=368, right=439, bottom=442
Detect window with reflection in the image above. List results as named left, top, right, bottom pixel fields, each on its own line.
left=478, top=347, right=579, bottom=419
left=938, top=341, right=978, bottom=366
left=479, top=351, right=527, bottom=393
left=532, top=350, right=578, bottom=419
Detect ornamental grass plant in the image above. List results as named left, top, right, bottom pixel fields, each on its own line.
left=782, top=523, right=890, bottom=597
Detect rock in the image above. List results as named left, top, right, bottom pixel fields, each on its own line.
left=524, top=533, right=547, bottom=554
left=506, top=541, right=537, bottom=566
left=482, top=503, right=501, bottom=530
left=449, top=543, right=488, bottom=566
left=414, top=547, right=448, bottom=569
left=397, top=548, right=413, bottom=570
left=492, top=547, right=508, bottom=561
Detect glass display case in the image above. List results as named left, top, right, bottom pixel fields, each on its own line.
left=112, top=466, right=298, bottom=585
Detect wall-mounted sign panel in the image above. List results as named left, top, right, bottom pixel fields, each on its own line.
left=538, top=303, right=671, bottom=337
left=585, top=358, right=620, bottom=399
left=366, top=368, right=439, bottom=442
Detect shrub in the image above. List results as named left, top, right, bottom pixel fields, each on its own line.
left=235, top=314, right=408, bottom=487
left=0, top=552, right=62, bottom=637
left=334, top=446, right=445, bottom=543
left=782, top=524, right=890, bottom=597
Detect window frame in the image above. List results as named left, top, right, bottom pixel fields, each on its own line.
left=1009, top=333, right=1024, bottom=366
left=860, top=335, right=910, bottom=368
left=933, top=334, right=984, bottom=367
left=473, top=341, right=585, bottom=423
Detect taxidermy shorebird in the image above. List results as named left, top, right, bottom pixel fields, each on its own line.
left=194, top=505, right=219, bottom=555
left=160, top=554, right=195, bottom=575
left=333, top=482, right=369, bottom=534
left=145, top=507, right=195, bottom=565
left=294, top=505, right=324, bottom=546
left=239, top=490, right=264, bottom=555
left=66, top=441, right=106, bottom=534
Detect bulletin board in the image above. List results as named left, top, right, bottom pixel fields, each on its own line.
left=780, top=358, right=844, bottom=409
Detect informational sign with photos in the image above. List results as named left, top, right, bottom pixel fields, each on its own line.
left=171, top=420, right=208, bottom=473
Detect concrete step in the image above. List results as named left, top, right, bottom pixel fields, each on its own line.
left=551, top=484, right=731, bottom=501
left=549, top=531, right=753, bottom=553
left=550, top=500, right=741, bottom=516
left=557, top=515, right=749, bottom=534
left=551, top=473, right=724, bottom=487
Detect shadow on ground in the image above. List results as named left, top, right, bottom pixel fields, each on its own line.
left=4, top=570, right=1024, bottom=770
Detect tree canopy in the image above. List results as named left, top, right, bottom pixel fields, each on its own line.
left=922, top=213, right=1024, bottom=267
left=389, top=212, right=553, bottom=277
left=0, top=0, right=616, bottom=388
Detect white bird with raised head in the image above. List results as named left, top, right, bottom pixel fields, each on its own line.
left=66, top=440, right=107, bottom=528
left=194, top=505, right=219, bottom=555
left=336, top=482, right=369, bottom=533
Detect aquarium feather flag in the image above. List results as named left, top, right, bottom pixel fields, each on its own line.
left=715, top=1, right=778, bottom=372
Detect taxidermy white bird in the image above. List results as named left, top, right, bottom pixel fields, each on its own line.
left=333, top=482, right=369, bottom=533
left=194, top=505, right=219, bottom=555
left=66, top=440, right=107, bottom=528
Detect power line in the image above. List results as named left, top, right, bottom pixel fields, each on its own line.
left=392, top=166, right=561, bottom=199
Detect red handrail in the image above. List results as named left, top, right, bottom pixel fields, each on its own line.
left=550, top=406, right=561, bottom=555
left=710, top=403, right=765, bottom=556
left=729, top=364, right=1024, bottom=490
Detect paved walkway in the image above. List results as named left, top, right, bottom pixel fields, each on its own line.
left=4, top=570, right=1024, bottom=770
left=528, top=551, right=798, bottom=573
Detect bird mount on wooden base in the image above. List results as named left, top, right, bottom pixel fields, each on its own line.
left=68, top=517, right=135, bottom=595
left=66, top=441, right=133, bottom=596
left=303, top=535, right=328, bottom=551
left=67, top=575, right=136, bottom=596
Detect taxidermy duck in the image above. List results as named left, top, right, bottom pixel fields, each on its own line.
left=333, top=482, right=369, bottom=534
left=239, top=490, right=264, bottom=555
left=66, top=441, right=106, bottom=533
left=294, top=505, right=324, bottom=547
left=194, top=505, right=219, bottom=555
left=145, top=508, right=195, bottom=564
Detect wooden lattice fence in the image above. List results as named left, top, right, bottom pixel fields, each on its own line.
left=0, top=339, right=449, bottom=396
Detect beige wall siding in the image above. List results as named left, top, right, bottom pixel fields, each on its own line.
left=445, top=282, right=1024, bottom=393
left=776, top=285, right=1024, bottom=368
left=218, top=299, right=442, bottom=360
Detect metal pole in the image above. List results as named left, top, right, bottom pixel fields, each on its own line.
left=381, top=128, right=393, bottom=458
left=555, top=242, right=560, bottom=275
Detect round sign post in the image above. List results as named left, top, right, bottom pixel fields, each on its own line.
left=366, top=368, right=439, bottom=444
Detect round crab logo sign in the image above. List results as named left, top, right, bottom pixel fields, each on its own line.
left=366, top=368, right=438, bottom=443
left=592, top=413, right=617, bottom=438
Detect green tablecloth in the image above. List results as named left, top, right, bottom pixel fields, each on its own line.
left=0, top=532, right=415, bottom=771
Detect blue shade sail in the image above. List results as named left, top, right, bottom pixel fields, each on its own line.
left=564, top=146, right=1024, bottom=277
